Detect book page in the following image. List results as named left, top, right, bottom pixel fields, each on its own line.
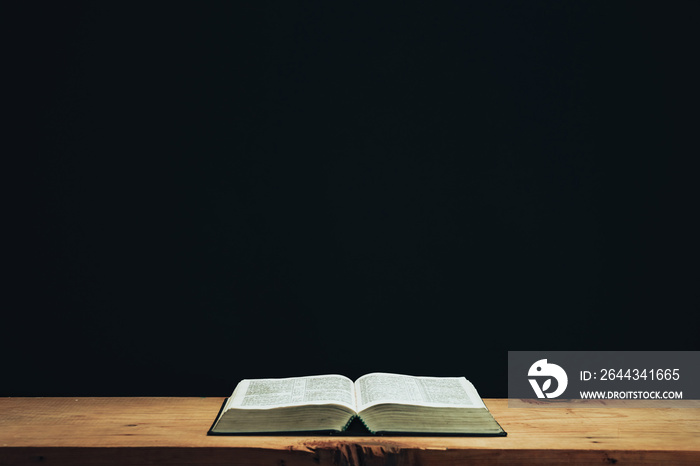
left=226, top=374, right=356, bottom=411
left=355, top=372, right=486, bottom=411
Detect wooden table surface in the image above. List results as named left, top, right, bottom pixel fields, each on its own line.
left=1, top=397, right=699, bottom=465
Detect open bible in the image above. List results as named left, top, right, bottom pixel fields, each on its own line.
left=208, top=372, right=505, bottom=436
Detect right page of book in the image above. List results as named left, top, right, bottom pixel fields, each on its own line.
left=355, top=372, right=487, bottom=411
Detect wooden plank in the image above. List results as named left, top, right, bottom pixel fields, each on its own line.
left=0, top=397, right=698, bottom=465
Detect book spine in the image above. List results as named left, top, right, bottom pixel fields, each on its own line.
left=356, top=415, right=376, bottom=434
left=341, top=414, right=357, bottom=432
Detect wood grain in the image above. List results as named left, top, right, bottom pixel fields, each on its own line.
left=1, top=397, right=698, bottom=465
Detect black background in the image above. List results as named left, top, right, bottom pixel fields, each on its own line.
left=5, top=2, right=698, bottom=397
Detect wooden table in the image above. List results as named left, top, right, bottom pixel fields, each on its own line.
left=1, top=397, right=698, bottom=465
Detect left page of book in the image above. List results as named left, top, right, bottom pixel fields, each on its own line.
left=225, top=374, right=356, bottom=411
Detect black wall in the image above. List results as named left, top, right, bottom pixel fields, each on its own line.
left=5, top=2, right=698, bottom=397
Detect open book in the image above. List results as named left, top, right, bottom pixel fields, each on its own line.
left=208, top=372, right=505, bottom=436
